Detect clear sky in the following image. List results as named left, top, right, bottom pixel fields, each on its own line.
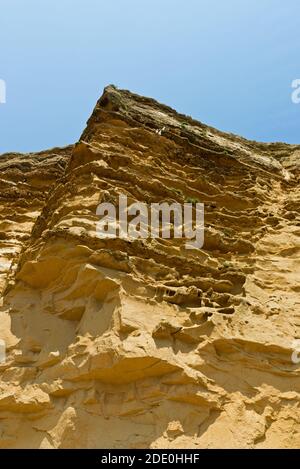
left=0, top=0, right=300, bottom=153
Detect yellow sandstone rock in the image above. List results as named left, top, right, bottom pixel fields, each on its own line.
left=0, top=85, right=299, bottom=448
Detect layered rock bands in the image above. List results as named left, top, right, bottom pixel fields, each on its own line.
left=0, top=86, right=299, bottom=448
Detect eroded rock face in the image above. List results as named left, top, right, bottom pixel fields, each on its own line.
left=0, top=86, right=299, bottom=448
left=0, top=147, right=73, bottom=295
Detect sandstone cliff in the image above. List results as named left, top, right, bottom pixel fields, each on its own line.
left=0, top=86, right=299, bottom=448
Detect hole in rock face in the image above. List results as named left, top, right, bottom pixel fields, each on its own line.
left=99, top=93, right=120, bottom=112
left=167, top=290, right=176, bottom=296
left=100, top=96, right=109, bottom=108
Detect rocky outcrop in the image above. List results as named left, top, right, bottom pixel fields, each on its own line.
left=0, top=146, right=73, bottom=295
left=0, top=86, right=299, bottom=448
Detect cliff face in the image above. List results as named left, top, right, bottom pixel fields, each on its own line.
left=0, top=147, right=73, bottom=295
left=0, top=86, right=299, bottom=448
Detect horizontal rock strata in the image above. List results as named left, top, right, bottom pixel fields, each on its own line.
left=0, top=86, right=299, bottom=448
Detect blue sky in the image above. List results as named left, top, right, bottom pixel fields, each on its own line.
left=0, top=0, right=300, bottom=153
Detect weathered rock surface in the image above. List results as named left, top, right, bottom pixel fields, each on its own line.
left=0, top=146, right=73, bottom=295
left=0, top=85, right=299, bottom=448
